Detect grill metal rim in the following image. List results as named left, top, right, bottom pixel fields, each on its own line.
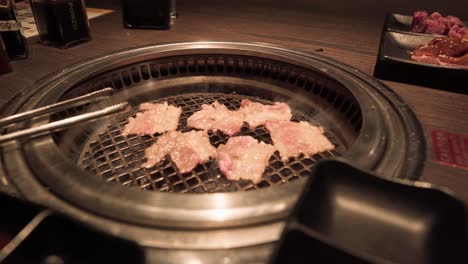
left=2, top=42, right=425, bottom=241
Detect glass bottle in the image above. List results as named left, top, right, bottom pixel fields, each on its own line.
left=0, top=0, right=28, bottom=59
left=0, top=35, right=12, bottom=75
left=29, top=0, right=91, bottom=49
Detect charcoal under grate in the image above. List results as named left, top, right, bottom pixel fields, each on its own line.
left=78, top=93, right=343, bottom=193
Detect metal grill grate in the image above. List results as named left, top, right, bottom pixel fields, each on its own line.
left=79, top=93, right=344, bottom=193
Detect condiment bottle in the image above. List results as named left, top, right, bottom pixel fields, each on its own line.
left=0, top=0, right=28, bottom=59
left=29, top=0, right=91, bottom=49
left=122, top=0, right=172, bottom=30
left=0, top=35, right=12, bottom=75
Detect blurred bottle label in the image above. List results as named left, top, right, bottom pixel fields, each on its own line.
left=0, top=0, right=28, bottom=59
left=68, top=1, right=79, bottom=31
left=0, top=19, right=19, bottom=31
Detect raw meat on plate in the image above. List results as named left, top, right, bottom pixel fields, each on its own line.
left=239, top=99, right=292, bottom=128
left=266, top=120, right=335, bottom=162
left=411, top=36, right=468, bottom=68
left=187, top=101, right=244, bottom=136
left=412, top=11, right=429, bottom=33
left=448, top=25, right=468, bottom=39
left=143, top=130, right=217, bottom=173
left=217, top=136, right=276, bottom=184
left=411, top=11, right=467, bottom=37
left=123, top=102, right=182, bottom=136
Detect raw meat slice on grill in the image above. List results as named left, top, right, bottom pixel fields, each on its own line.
left=266, top=120, right=335, bottom=162
left=187, top=101, right=244, bottom=136
left=239, top=99, right=292, bottom=128
left=123, top=102, right=182, bottom=136
left=410, top=36, right=468, bottom=68
left=217, top=136, right=276, bottom=184
left=142, top=130, right=217, bottom=173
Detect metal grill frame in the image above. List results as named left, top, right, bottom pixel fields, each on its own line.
left=2, top=42, right=425, bottom=238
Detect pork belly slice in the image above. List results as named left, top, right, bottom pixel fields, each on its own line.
left=143, top=130, right=217, bottom=173
left=187, top=101, right=244, bottom=136
left=240, top=99, right=292, bottom=128
left=123, top=102, right=182, bottom=136
left=266, top=121, right=335, bottom=162
left=217, top=136, right=276, bottom=184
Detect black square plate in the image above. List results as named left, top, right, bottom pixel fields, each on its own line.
left=373, top=13, right=468, bottom=94
left=269, top=159, right=468, bottom=264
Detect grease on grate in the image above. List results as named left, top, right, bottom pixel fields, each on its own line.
left=79, top=93, right=342, bottom=193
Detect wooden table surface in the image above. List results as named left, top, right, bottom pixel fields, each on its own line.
left=1, top=0, right=467, bottom=202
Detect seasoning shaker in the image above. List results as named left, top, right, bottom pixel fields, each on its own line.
left=0, top=35, right=12, bottom=75
left=122, top=0, right=172, bottom=30
left=29, top=0, right=91, bottom=49
left=0, top=0, right=28, bottom=59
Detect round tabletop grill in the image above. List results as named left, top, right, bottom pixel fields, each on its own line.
left=1, top=42, right=424, bottom=260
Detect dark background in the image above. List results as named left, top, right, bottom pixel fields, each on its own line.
left=90, top=0, right=468, bottom=18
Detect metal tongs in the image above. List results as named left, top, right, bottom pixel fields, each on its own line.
left=0, top=88, right=128, bottom=144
